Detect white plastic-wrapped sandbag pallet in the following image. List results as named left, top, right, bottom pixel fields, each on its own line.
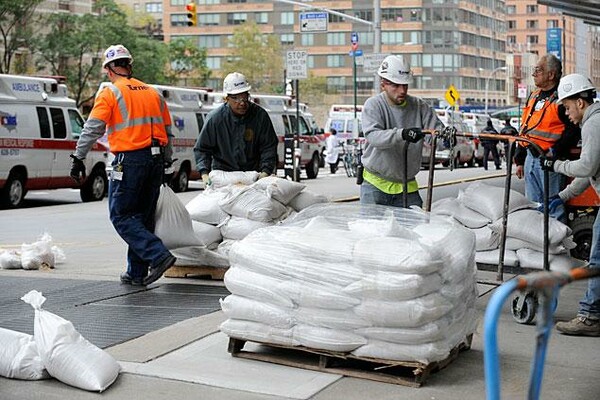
left=221, top=203, right=478, bottom=387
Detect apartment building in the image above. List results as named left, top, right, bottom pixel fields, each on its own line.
left=163, top=0, right=508, bottom=110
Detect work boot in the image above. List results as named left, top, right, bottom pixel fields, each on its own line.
left=555, top=316, right=600, bottom=337
left=144, top=255, right=176, bottom=286
left=120, top=271, right=145, bottom=286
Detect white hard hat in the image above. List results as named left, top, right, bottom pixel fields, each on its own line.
left=377, top=55, right=412, bottom=85
left=558, top=73, right=596, bottom=103
left=102, top=44, right=133, bottom=68
left=223, top=72, right=251, bottom=95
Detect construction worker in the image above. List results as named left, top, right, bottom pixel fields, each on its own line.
left=360, top=55, right=445, bottom=208
left=500, top=118, right=518, bottom=165
left=70, top=44, right=176, bottom=286
left=193, top=72, right=278, bottom=186
left=541, top=73, right=600, bottom=336
left=514, top=54, right=580, bottom=223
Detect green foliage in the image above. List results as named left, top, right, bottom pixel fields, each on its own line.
left=0, top=0, right=44, bottom=73
left=165, top=38, right=210, bottom=86
left=299, top=73, right=327, bottom=107
left=223, top=21, right=283, bottom=93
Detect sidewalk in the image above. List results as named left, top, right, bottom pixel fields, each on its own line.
left=1, top=270, right=599, bottom=400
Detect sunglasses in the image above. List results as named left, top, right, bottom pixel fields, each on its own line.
left=228, top=94, right=250, bottom=104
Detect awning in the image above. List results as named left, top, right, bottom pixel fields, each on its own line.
left=538, top=1, right=600, bottom=26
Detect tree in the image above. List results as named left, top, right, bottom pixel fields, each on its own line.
left=223, top=21, right=283, bottom=93
left=165, top=38, right=211, bottom=87
left=0, top=0, right=43, bottom=73
left=298, top=73, right=327, bottom=109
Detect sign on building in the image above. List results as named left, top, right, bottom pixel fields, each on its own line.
left=363, top=53, right=387, bottom=73
left=300, top=12, right=327, bottom=32
left=546, top=28, right=562, bottom=60
left=286, top=50, right=308, bottom=80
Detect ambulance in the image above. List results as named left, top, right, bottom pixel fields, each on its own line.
left=0, top=74, right=109, bottom=208
left=98, top=83, right=217, bottom=192
left=325, top=104, right=363, bottom=140
left=251, top=94, right=324, bottom=179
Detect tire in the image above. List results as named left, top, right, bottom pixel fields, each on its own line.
left=319, top=148, right=325, bottom=168
left=1, top=171, right=26, bottom=208
left=569, top=214, right=595, bottom=261
left=171, top=167, right=189, bottom=193
left=80, top=166, right=107, bottom=202
left=511, top=292, right=538, bottom=325
left=305, top=153, right=320, bottom=179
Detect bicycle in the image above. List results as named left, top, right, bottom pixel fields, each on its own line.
left=341, top=141, right=359, bottom=177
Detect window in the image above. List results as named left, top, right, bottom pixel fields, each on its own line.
left=507, top=20, right=516, bottom=29
left=289, top=115, right=309, bottom=135
left=327, top=32, right=345, bottom=46
left=382, top=8, right=403, bottom=22
left=170, top=14, right=188, bottom=27
left=382, top=31, right=404, bottom=45
left=354, top=10, right=372, bottom=21
left=527, top=35, right=539, bottom=44
left=68, top=110, right=84, bottom=138
left=227, top=13, right=247, bottom=25
left=280, top=34, right=294, bottom=46
left=307, top=55, right=314, bottom=69
left=547, top=19, right=559, bottom=28
left=280, top=12, right=294, bottom=25
left=526, top=5, right=538, bottom=13
left=36, top=107, right=50, bottom=138
left=198, top=14, right=219, bottom=26
left=227, top=0, right=247, bottom=2
left=526, top=20, right=538, bottom=29
left=199, top=35, right=220, bottom=48
left=329, top=11, right=345, bottom=23
left=49, top=108, right=66, bottom=139
left=255, top=12, right=268, bottom=24
left=206, top=57, right=221, bottom=69
left=507, top=35, right=516, bottom=44
left=195, top=113, right=204, bottom=134
left=506, top=5, right=516, bottom=14
left=198, top=0, right=219, bottom=4
left=410, top=9, right=420, bottom=22
left=145, top=2, right=162, bottom=13
left=301, top=33, right=314, bottom=46
left=327, top=55, right=345, bottom=68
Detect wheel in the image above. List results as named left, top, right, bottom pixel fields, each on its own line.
left=319, top=148, right=326, bottom=168
left=1, top=171, right=26, bottom=208
left=466, top=154, right=475, bottom=167
left=511, top=292, right=538, bottom=324
left=171, top=167, right=189, bottom=193
left=305, top=153, right=320, bottom=179
left=343, top=155, right=353, bottom=177
left=569, top=214, right=595, bottom=261
left=80, top=166, right=107, bottom=202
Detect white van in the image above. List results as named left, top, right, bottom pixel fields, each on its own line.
left=251, top=94, right=324, bottom=179
left=98, top=83, right=217, bottom=192
left=325, top=104, right=363, bottom=140
left=0, top=74, right=108, bottom=208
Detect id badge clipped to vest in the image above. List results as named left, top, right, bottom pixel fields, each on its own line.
left=151, top=138, right=161, bottom=156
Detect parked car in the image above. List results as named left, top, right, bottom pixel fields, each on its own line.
left=433, top=120, right=475, bottom=168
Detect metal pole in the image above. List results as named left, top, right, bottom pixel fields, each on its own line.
left=295, top=79, right=300, bottom=182
left=353, top=51, right=357, bottom=121
left=373, top=0, right=381, bottom=90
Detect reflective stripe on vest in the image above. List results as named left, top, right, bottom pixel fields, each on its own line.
left=519, top=89, right=564, bottom=152
left=103, top=80, right=169, bottom=152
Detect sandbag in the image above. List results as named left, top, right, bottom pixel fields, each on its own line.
left=185, top=189, right=229, bottom=225
left=431, top=197, right=491, bottom=228
left=155, top=185, right=202, bottom=249
left=294, top=307, right=370, bottom=330
left=251, top=176, right=306, bottom=205
left=458, top=182, right=535, bottom=221
left=171, top=245, right=230, bottom=268
left=293, top=324, right=366, bottom=352
left=219, top=186, right=288, bottom=222
left=489, top=209, right=572, bottom=248
left=219, top=319, right=297, bottom=347
left=0, top=327, right=48, bottom=380
left=287, top=189, right=328, bottom=211
left=343, top=272, right=443, bottom=301
left=472, top=225, right=500, bottom=251
left=209, top=170, right=258, bottom=188
left=21, top=290, right=120, bottom=392
left=516, top=248, right=587, bottom=272
left=192, top=220, right=222, bottom=246
left=220, top=216, right=273, bottom=240
left=0, top=250, right=22, bottom=269
left=475, top=249, right=519, bottom=267
left=220, top=295, right=294, bottom=329
left=21, top=233, right=55, bottom=270
left=347, top=217, right=412, bottom=238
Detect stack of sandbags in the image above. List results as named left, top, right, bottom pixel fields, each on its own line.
left=0, top=233, right=66, bottom=271
left=431, top=181, right=579, bottom=271
left=184, top=171, right=328, bottom=267
left=220, top=204, right=478, bottom=364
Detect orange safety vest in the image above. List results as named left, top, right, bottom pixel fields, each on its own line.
left=518, top=89, right=564, bottom=152
left=90, top=77, right=171, bottom=152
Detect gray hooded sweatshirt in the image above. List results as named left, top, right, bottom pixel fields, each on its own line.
left=361, top=92, right=443, bottom=183
left=554, top=101, right=600, bottom=201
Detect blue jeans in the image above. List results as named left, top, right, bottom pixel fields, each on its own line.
left=524, top=151, right=566, bottom=223
left=109, top=148, right=172, bottom=280
left=360, top=181, right=423, bottom=208
left=579, top=212, right=600, bottom=319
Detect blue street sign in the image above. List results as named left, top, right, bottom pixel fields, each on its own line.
left=351, top=31, right=359, bottom=44
left=348, top=49, right=363, bottom=57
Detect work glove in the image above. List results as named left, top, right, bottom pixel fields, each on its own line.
left=401, top=127, right=424, bottom=143
left=548, top=195, right=564, bottom=214
left=201, top=173, right=212, bottom=187
left=258, top=171, right=270, bottom=180
left=163, top=159, right=176, bottom=185
left=441, top=125, right=457, bottom=139
left=540, top=157, right=555, bottom=171
left=69, top=154, right=86, bottom=184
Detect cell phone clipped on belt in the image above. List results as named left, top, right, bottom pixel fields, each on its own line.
left=151, top=139, right=161, bottom=156
left=356, top=163, right=364, bottom=185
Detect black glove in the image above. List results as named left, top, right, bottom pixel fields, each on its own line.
left=540, top=157, right=555, bottom=171
left=441, top=125, right=457, bottom=137
left=69, top=154, right=86, bottom=183
left=401, top=127, right=424, bottom=143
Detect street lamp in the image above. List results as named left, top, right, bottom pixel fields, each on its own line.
left=485, top=66, right=507, bottom=115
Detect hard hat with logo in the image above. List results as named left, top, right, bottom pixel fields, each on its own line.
left=223, top=72, right=251, bottom=95
left=558, top=73, right=596, bottom=103
left=102, top=44, right=133, bottom=68
left=377, top=55, right=412, bottom=85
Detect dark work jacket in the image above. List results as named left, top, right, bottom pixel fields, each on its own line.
left=194, top=102, right=278, bottom=175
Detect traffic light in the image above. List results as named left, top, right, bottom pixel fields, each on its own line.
left=186, top=2, right=197, bottom=27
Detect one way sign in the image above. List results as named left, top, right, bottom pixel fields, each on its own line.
left=300, top=12, right=328, bottom=32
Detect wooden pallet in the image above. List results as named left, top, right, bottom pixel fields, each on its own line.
left=164, top=265, right=228, bottom=280
left=227, top=334, right=472, bottom=387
